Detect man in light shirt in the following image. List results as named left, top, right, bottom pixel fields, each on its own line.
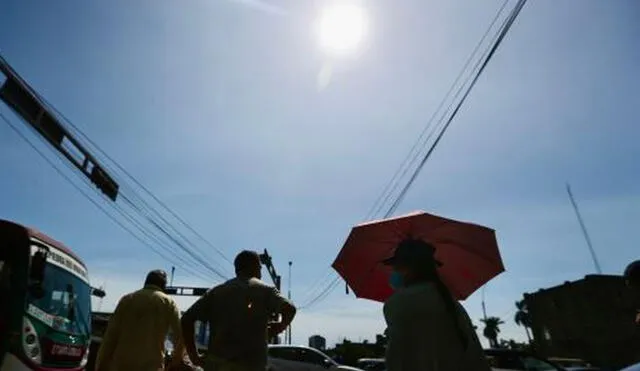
left=96, top=270, right=185, bottom=371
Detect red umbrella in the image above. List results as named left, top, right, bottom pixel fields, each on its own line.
left=332, top=211, right=504, bottom=302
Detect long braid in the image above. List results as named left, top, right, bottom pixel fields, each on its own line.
left=400, top=238, right=469, bottom=350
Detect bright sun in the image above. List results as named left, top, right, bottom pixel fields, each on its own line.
left=316, top=2, right=368, bottom=56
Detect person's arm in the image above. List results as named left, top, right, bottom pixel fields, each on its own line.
left=267, top=287, right=296, bottom=336
left=180, top=292, right=213, bottom=366
left=95, top=296, right=128, bottom=371
left=167, top=298, right=187, bottom=367
left=382, top=300, right=399, bottom=371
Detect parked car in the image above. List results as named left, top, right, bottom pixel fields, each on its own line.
left=356, top=358, right=385, bottom=371
left=620, top=363, right=640, bottom=371
left=268, top=345, right=364, bottom=371
left=549, top=358, right=594, bottom=369
left=485, top=348, right=566, bottom=371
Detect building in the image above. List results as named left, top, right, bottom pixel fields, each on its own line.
left=309, top=335, right=327, bottom=350
left=524, top=274, right=640, bottom=369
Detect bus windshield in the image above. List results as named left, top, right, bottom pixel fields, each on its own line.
left=27, top=263, right=91, bottom=336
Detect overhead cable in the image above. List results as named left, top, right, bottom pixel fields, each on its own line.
left=301, top=0, right=528, bottom=310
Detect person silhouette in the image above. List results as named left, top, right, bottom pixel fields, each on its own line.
left=624, top=260, right=640, bottom=325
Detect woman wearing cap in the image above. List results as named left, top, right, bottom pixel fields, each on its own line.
left=382, top=238, right=490, bottom=371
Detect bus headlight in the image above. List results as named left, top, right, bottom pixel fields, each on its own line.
left=22, top=317, right=42, bottom=365
left=25, top=333, right=37, bottom=345
left=80, top=345, right=89, bottom=367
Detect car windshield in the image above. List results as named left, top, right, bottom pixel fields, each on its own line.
left=27, top=262, right=91, bottom=336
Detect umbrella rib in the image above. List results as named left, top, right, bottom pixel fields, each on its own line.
left=423, top=219, right=500, bottom=266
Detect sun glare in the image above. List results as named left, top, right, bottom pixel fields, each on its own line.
left=316, top=2, right=368, bottom=56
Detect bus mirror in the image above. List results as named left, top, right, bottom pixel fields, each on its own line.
left=29, top=251, right=47, bottom=283
left=92, top=287, right=106, bottom=298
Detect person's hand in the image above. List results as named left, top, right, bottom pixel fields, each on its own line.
left=192, top=355, right=205, bottom=368
left=635, top=311, right=640, bottom=325
left=166, top=362, right=197, bottom=371
left=268, top=323, right=287, bottom=338
left=184, top=352, right=204, bottom=368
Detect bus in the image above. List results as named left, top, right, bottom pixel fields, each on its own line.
left=0, top=219, right=103, bottom=370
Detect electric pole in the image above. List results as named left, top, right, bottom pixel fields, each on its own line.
left=259, top=250, right=283, bottom=344
left=481, top=286, right=488, bottom=321
left=288, top=261, right=292, bottom=344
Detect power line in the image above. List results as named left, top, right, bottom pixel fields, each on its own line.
left=299, top=269, right=337, bottom=307
left=385, top=0, right=527, bottom=217
left=0, top=57, right=231, bottom=281
left=299, top=276, right=341, bottom=310
left=301, top=0, right=528, bottom=310
left=31, top=89, right=233, bottom=267
left=366, top=0, right=511, bottom=221
left=1, top=112, right=213, bottom=282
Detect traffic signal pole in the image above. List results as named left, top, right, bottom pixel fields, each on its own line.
left=0, top=56, right=120, bottom=201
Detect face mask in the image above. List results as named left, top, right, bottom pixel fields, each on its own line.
left=389, top=271, right=404, bottom=290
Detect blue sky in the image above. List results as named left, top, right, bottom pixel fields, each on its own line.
left=1, top=0, right=639, bottom=346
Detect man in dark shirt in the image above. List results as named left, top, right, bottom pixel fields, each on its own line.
left=625, top=260, right=640, bottom=325
left=181, top=251, right=296, bottom=371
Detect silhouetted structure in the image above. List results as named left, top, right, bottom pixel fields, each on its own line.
left=309, top=335, right=327, bottom=350
left=524, top=274, right=640, bottom=369
left=331, top=338, right=384, bottom=366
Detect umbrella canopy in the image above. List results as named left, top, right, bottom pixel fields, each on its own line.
left=332, top=211, right=504, bottom=302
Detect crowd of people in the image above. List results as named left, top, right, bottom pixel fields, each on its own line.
left=93, top=243, right=640, bottom=371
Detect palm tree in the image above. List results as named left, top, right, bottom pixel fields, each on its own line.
left=480, top=316, right=504, bottom=348
left=514, top=300, right=532, bottom=344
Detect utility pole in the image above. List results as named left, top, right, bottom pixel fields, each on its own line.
left=481, top=286, right=488, bottom=321
left=259, top=249, right=281, bottom=291
left=288, top=261, right=292, bottom=344
left=566, top=184, right=603, bottom=274
left=259, top=250, right=282, bottom=344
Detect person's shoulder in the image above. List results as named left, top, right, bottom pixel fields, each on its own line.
left=247, top=277, right=279, bottom=293
left=248, top=277, right=272, bottom=287
left=386, top=283, right=439, bottom=306
left=122, top=288, right=147, bottom=302
left=116, top=291, right=135, bottom=306
left=138, top=287, right=178, bottom=307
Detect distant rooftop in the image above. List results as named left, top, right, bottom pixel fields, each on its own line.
left=524, top=274, right=624, bottom=297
